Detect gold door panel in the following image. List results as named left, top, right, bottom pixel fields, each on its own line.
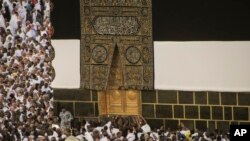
left=98, top=90, right=141, bottom=115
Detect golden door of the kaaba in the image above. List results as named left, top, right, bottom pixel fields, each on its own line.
left=98, top=47, right=141, bottom=115
left=80, top=0, right=153, bottom=116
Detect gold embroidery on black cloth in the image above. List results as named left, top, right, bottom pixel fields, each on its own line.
left=80, top=0, right=153, bottom=90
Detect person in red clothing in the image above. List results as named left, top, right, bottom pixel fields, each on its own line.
left=31, top=0, right=37, bottom=5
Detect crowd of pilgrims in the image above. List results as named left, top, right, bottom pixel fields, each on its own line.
left=0, top=0, right=231, bottom=141
left=0, top=0, right=54, bottom=140
left=66, top=118, right=230, bottom=141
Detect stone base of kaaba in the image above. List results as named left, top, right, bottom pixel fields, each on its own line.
left=54, top=89, right=250, bottom=132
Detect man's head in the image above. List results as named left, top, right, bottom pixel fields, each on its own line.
left=117, top=132, right=122, bottom=138
left=61, top=107, right=66, bottom=113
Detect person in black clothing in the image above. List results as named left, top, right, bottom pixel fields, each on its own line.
left=25, top=0, right=34, bottom=22
left=2, top=2, right=11, bottom=21
left=0, top=0, right=3, bottom=10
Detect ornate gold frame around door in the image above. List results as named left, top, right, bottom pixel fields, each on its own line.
left=80, top=0, right=154, bottom=91
left=98, top=46, right=142, bottom=115
left=80, top=0, right=153, bottom=116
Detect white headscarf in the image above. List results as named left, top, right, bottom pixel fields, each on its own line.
left=9, top=13, right=18, bottom=32
left=0, top=12, right=6, bottom=29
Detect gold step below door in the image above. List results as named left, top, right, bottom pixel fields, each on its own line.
left=98, top=90, right=141, bottom=115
